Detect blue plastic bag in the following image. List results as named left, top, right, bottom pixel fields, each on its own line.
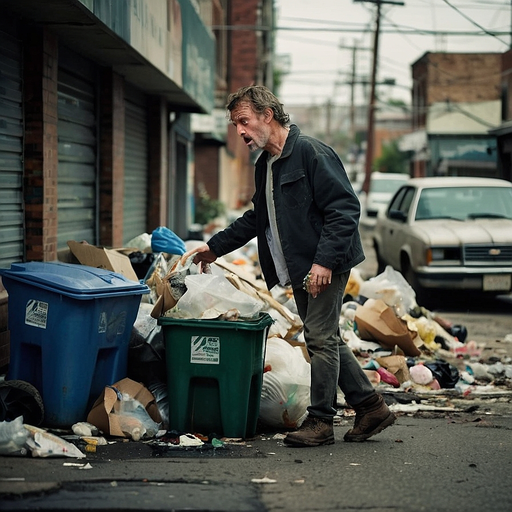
left=151, top=226, right=186, bottom=255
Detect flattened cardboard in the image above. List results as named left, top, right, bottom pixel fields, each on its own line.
left=355, top=299, right=421, bottom=357
left=67, top=240, right=139, bottom=282
left=87, top=378, right=162, bottom=438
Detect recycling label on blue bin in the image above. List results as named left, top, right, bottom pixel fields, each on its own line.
left=190, top=336, right=220, bottom=364
left=25, top=299, right=49, bottom=329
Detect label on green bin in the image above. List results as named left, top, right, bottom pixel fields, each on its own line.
left=191, top=336, right=220, bottom=364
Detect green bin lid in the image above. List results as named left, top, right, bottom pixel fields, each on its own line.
left=158, top=312, right=274, bottom=330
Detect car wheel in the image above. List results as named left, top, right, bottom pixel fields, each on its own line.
left=402, top=257, right=430, bottom=307
left=373, top=242, right=386, bottom=275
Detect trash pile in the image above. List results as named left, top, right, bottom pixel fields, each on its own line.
left=1, top=227, right=511, bottom=458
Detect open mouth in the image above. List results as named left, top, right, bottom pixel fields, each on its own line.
left=243, top=136, right=252, bottom=145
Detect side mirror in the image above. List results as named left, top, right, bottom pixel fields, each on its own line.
left=388, top=209, right=407, bottom=222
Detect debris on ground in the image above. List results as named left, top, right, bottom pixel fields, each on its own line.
left=1, top=231, right=511, bottom=459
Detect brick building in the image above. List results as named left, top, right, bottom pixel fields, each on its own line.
left=193, top=0, right=275, bottom=219
left=401, top=52, right=502, bottom=178
left=412, top=52, right=501, bottom=130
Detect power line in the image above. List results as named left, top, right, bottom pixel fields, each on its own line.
left=276, top=25, right=509, bottom=35
left=441, top=0, right=509, bottom=45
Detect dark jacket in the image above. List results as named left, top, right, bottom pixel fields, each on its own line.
left=207, top=124, right=365, bottom=290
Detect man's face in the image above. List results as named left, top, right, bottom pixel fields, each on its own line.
left=230, top=101, right=271, bottom=152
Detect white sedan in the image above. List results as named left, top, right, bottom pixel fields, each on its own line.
left=372, top=176, right=512, bottom=304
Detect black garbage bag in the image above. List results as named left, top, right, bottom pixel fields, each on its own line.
left=128, top=304, right=167, bottom=386
left=129, top=251, right=156, bottom=280
left=423, top=360, right=460, bottom=389
left=447, top=324, right=468, bottom=343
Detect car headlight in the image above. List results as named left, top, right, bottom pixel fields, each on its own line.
left=426, top=247, right=461, bottom=264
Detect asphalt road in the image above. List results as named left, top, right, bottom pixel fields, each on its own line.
left=1, top=412, right=511, bottom=511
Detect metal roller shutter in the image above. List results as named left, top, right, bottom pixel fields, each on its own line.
left=123, top=86, right=148, bottom=244
left=0, top=22, right=24, bottom=268
left=57, top=46, right=98, bottom=249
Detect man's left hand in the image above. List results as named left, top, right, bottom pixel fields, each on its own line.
left=305, top=264, right=332, bottom=298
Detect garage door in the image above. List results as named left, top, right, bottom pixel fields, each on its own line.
left=0, top=20, right=24, bottom=268
left=57, top=45, right=97, bottom=249
left=123, top=85, right=149, bottom=244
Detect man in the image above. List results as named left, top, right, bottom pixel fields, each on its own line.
left=192, top=85, right=395, bottom=446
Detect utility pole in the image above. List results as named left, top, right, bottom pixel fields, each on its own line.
left=354, top=0, right=404, bottom=194
left=350, top=43, right=358, bottom=146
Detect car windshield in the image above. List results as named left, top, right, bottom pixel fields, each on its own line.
left=415, top=186, right=512, bottom=221
left=370, top=178, right=408, bottom=194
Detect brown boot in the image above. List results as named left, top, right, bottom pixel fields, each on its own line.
left=284, top=416, right=335, bottom=447
left=344, top=394, right=395, bottom=442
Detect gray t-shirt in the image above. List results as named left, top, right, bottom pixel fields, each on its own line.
left=265, top=153, right=291, bottom=286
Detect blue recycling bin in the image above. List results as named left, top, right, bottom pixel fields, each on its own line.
left=0, top=262, right=149, bottom=427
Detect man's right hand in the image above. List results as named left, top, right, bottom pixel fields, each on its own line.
left=190, top=244, right=218, bottom=265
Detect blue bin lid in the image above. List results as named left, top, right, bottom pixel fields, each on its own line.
left=0, top=262, right=149, bottom=299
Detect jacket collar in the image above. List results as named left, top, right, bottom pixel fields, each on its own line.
left=280, top=124, right=300, bottom=159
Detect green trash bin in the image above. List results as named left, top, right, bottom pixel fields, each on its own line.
left=158, top=313, right=273, bottom=438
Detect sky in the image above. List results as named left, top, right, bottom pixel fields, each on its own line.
left=274, top=0, right=511, bottom=107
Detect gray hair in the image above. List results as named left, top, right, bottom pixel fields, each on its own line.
left=226, top=85, right=290, bottom=127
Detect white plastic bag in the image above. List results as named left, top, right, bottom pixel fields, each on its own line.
left=24, top=424, right=86, bottom=458
left=358, top=265, right=417, bottom=316
left=259, top=338, right=311, bottom=429
left=0, top=416, right=29, bottom=456
left=115, top=394, right=160, bottom=441
left=173, top=273, right=265, bottom=319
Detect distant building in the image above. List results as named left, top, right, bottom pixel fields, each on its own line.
left=489, top=49, right=512, bottom=182
left=401, top=52, right=502, bottom=178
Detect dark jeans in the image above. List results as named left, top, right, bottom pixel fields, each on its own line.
left=293, top=271, right=375, bottom=418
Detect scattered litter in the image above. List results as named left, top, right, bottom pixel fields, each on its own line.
left=0, top=416, right=29, bottom=456
left=388, top=403, right=459, bottom=413
left=251, top=476, right=277, bottom=484
left=24, top=424, right=86, bottom=458
left=211, top=438, right=224, bottom=448
left=179, top=434, right=204, bottom=447
left=72, top=422, right=100, bottom=437
left=81, top=436, right=107, bottom=446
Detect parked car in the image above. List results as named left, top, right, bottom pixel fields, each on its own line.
left=372, top=176, right=512, bottom=304
left=359, top=172, right=410, bottom=226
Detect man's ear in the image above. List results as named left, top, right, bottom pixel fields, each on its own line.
left=264, top=108, right=274, bottom=123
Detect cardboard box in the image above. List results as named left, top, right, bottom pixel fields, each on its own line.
left=67, top=241, right=139, bottom=282
left=355, top=298, right=421, bottom=357
left=87, top=378, right=162, bottom=438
